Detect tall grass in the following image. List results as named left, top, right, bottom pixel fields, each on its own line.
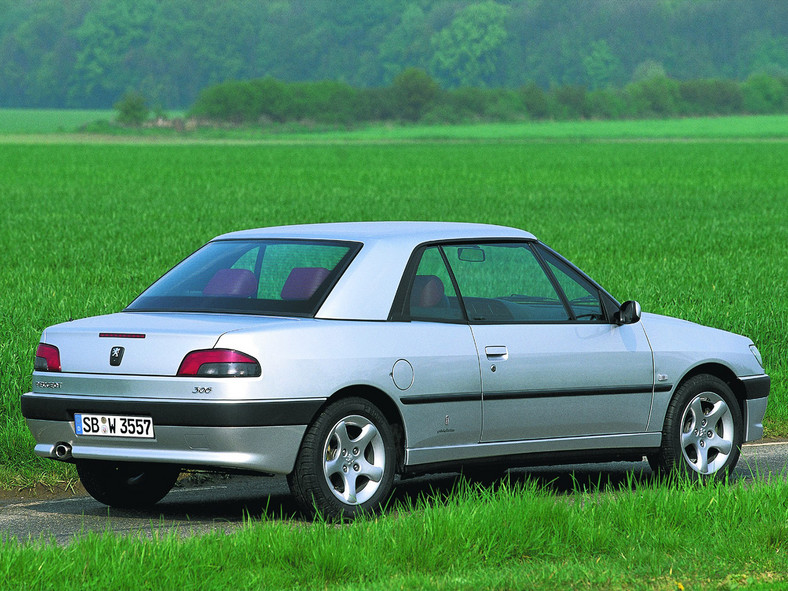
left=3, top=476, right=788, bottom=589
left=1, top=138, right=786, bottom=485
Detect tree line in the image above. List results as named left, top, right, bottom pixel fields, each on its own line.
left=2, top=0, right=787, bottom=110
left=180, top=69, right=787, bottom=126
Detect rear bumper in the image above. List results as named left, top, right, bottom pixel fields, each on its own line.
left=22, top=393, right=324, bottom=474
left=26, top=419, right=307, bottom=474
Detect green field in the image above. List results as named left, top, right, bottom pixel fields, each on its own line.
left=1, top=117, right=787, bottom=588
left=2, top=108, right=788, bottom=140
left=2, top=125, right=787, bottom=484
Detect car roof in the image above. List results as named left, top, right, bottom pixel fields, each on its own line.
left=215, top=221, right=535, bottom=246
left=214, top=222, right=537, bottom=321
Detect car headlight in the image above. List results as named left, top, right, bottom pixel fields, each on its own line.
left=749, top=344, right=763, bottom=368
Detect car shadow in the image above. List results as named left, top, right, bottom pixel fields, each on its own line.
left=29, top=460, right=747, bottom=526
left=389, top=460, right=657, bottom=506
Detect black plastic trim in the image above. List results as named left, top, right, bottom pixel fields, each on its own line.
left=484, top=384, right=665, bottom=401
left=740, top=375, right=771, bottom=399
left=400, top=393, right=481, bottom=405
left=399, top=384, right=668, bottom=405
left=21, top=393, right=324, bottom=427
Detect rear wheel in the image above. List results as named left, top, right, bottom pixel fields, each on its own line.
left=288, top=397, right=396, bottom=520
left=76, top=461, right=180, bottom=508
left=652, top=374, right=742, bottom=478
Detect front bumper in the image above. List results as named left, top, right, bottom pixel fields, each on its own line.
left=22, top=393, right=324, bottom=474
left=740, top=374, right=770, bottom=442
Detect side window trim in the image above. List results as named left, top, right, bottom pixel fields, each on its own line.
left=532, top=242, right=611, bottom=324
left=387, top=244, right=468, bottom=323
left=527, top=242, right=577, bottom=321
left=387, top=246, right=425, bottom=321
left=437, top=245, right=469, bottom=322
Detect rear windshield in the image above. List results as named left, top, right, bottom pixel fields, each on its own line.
left=126, top=239, right=360, bottom=316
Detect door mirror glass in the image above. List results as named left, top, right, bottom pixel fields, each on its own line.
left=615, top=300, right=641, bottom=325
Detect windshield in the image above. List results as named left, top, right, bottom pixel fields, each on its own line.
left=126, top=239, right=360, bottom=316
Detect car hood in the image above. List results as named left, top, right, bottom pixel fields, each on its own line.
left=639, top=312, right=763, bottom=377
left=38, top=312, right=303, bottom=376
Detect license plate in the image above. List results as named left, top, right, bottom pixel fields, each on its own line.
left=74, top=413, right=154, bottom=438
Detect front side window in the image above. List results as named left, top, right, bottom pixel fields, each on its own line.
left=537, top=245, right=605, bottom=321
left=126, top=239, right=359, bottom=316
left=443, top=243, right=569, bottom=322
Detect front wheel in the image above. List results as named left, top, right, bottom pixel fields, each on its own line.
left=288, top=397, right=397, bottom=520
left=652, top=374, right=742, bottom=478
left=76, top=461, right=180, bottom=508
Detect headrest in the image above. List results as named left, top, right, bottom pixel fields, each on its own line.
left=203, top=268, right=258, bottom=298
left=411, top=275, right=445, bottom=307
left=281, top=267, right=330, bottom=300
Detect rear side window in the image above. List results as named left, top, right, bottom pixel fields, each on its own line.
left=408, top=247, right=464, bottom=322
left=126, top=239, right=359, bottom=316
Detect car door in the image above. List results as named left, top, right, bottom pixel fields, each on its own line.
left=442, top=241, right=654, bottom=443
left=396, top=245, right=483, bottom=450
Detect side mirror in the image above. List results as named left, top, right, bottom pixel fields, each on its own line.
left=615, top=300, right=641, bottom=325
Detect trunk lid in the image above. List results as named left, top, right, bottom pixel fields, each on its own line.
left=40, top=312, right=268, bottom=376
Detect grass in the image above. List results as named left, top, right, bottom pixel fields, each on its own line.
left=319, top=114, right=788, bottom=141
left=1, top=135, right=786, bottom=484
left=3, top=476, right=788, bottom=589
left=2, top=109, right=788, bottom=140
left=0, top=109, right=114, bottom=133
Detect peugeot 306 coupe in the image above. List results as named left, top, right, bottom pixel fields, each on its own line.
left=23, top=222, right=770, bottom=518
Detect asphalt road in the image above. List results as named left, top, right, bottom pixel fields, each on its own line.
left=2, top=441, right=787, bottom=545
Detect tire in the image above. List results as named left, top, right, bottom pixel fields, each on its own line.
left=288, top=397, right=397, bottom=520
left=653, top=374, right=742, bottom=478
left=76, top=460, right=180, bottom=508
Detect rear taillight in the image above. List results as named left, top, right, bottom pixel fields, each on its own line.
left=177, top=349, right=261, bottom=377
left=34, top=343, right=61, bottom=372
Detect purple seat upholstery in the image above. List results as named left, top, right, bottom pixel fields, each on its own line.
left=281, top=267, right=330, bottom=300
left=411, top=275, right=445, bottom=307
left=203, top=268, right=258, bottom=298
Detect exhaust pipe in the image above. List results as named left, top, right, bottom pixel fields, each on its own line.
left=53, top=442, right=72, bottom=461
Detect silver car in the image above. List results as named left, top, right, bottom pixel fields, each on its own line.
left=23, top=222, right=770, bottom=518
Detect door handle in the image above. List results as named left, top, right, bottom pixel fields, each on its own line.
left=485, top=346, right=508, bottom=360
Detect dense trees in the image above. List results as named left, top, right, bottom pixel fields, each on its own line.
left=113, top=91, right=149, bottom=125
left=1, top=0, right=787, bottom=110
left=189, top=71, right=788, bottom=125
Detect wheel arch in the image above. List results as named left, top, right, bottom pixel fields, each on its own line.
left=673, top=362, right=747, bottom=416
left=311, top=385, right=407, bottom=471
